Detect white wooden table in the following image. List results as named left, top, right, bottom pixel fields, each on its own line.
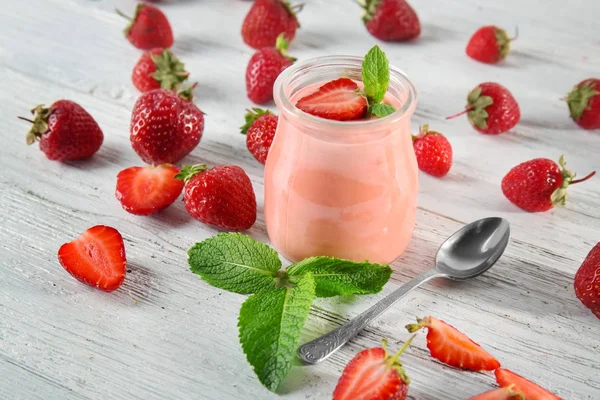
left=1, top=0, right=599, bottom=399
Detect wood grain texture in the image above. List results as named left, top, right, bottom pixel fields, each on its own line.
left=1, top=0, right=599, bottom=399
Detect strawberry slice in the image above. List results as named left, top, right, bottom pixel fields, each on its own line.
left=57, top=225, right=127, bottom=292
left=467, top=385, right=524, bottom=400
left=332, top=338, right=414, bottom=400
left=296, top=78, right=368, bottom=121
left=115, top=164, right=184, bottom=216
left=406, top=316, right=500, bottom=371
left=495, top=368, right=562, bottom=400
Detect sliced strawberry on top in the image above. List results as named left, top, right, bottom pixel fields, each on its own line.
left=406, top=316, right=500, bottom=371
left=333, top=338, right=414, bottom=400
left=467, top=385, right=524, bottom=400
left=495, top=368, right=562, bottom=400
left=296, top=78, right=368, bottom=121
left=115, top=164, right=184, bottom=216
left=57, top=225, right=127, bottom=292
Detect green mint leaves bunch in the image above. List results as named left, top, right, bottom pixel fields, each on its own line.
left=188, top=233, right=392, bottom=392
left=362, top=45, right=397, bottom=118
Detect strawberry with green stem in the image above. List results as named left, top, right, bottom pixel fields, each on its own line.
left=359, top=0, right=421, bottom=42
left=132, top=48, right=189, bottom=92
left=296, top=45, right=397, bottom=121
left=574, top=242, right=600, bottom=319
left=241, top=0, right=302, bottom=49
left=466, top=26, right=518, bottom=64
left=332, top=335, right=416, bottom=400
left=501, top=155, right=595, bottom=212
left=240, top=108, right=278, bottom=164
left=412, top=124, right=453, bottom=177
left=566, top=78, right=600, bottom=130
left=447, top=82, right=520, bottom=134
left=117, top=4, right=173, bottom=50
left=246, top=34, right=295, bottom=104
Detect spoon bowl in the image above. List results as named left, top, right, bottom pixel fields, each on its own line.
left=436, top=217, right=510, bottom=280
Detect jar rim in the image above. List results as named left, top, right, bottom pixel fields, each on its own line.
left=274, top=55, right=418, bottom=131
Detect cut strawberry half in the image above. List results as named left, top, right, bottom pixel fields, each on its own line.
left=57, top=225, right=127, bottom=292
left=115, top=164, right=184, bottom=216
left=296, top=78, right=368, bottom=121
left=406, top=316, right=500, bottom=371
left=332, top=337, right=414, bottom=400
left=495, top=368, right=562, bottom=400
left=467, top=385, right=524, bottom=400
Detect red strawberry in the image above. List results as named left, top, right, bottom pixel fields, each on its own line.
left=332, top=337, right=414, bottom=400
left=495, top=369, right=562, bottom=400
left=241, top=0, right=300, bottom=50
left=412, top=124, right=453, bottom=177
left=19, top=100, right=103, bottom=161
left=115, top=164, right=184, bottom=216
left=118, top=4, right=173, bottom=50
left=574, top=242, right=600, bottom=319
left=246, top=34, right=295, bottom=104
left=132, top=48, right=189, bottom=93
left=176, top=164, right=257, bottom=231
left=566, top=78, right=600, bottom=130
left=296, top=78, right=368, bottom=121
left=130, top=86, right=204, bottom=164
left=361, top=0, right=421, bottom=42
left=466, top=26, right=514, bottom=64
left=241, top=108, right=278, bottom=164
left=406, top=316, right=500, bottom=371
left=57, top=226, right=126, bottom=292
left=447, top=82, right=520, bottom=134
left=467, top=385, right=524, bottom=400
left=501, top=156, right=595, bottom=212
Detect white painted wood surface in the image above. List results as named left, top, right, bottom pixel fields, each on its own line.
left=1, top=0, right=599, bottom=398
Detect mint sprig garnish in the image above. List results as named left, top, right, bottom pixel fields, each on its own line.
left=188, top=233, right=392, bottom=392
left=287, top=256, right=391, bottom=297
left=239, top=273, right=315, bottom=392
left=362, top=45, right=396, bottom=117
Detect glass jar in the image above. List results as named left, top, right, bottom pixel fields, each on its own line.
left=265, top=56, right=418, bottom=264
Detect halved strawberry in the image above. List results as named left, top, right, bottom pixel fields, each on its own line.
left=406, top=316, right=500, bottom=371
left=115, top=164, right=184, bottom=216
left=333, top=338, right=414, bottom=400
left=495, top=368, right=562, bottom=400
left=467, top=385, right=524, bottom=400
left=57, top=225, right=126, bottom=292
left=296, top=78, right=368, bottom=121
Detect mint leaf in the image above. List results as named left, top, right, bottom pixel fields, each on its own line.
left=188, top=233, right=281, bottom=294
left=238, top=274, right=316, bottom=392
left=370, top=103, right=396, bottom=118
left=287, top=257, right=392, bottom=298
left=362, top=45, right=390, bottom=105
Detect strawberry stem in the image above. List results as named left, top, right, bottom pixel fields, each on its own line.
left=115, top=8, right=132, bottom=21
left=570, top=171, right=596, bottom=185
left=291, top=3, right=304, bottom=13
left=445, top=106, right=473, bottom=120
left=387, top=333, right=417, bottom=366
left=17, top=116, right=35, bottom=124
left=510, top=26, right=519, bottom=41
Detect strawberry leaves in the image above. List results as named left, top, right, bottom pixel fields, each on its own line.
left=362, top=45, right=397, bottom=118
left=187, top=233, right=392, bottom=392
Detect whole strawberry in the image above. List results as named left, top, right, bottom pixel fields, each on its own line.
left=448, top=82, right=520, bottom=134
left=246, top=34, right=294, bottom=104
left=241, top=108, right=278, bottom=164
left=501, top=155, right=595, bottom=212
left=361, top=0, right=421, bottom=42
left=130, top=86, right=204, bottom=164
left=566, top=78, right=600, bottom=130
left=466, top=26, right=513, bottom=64
left=132, top=48, right=189, bottom=93
left=19, top=100, right=103, bottom=161
left=332, top=337, right=414, bottom=400
left=574, top=243, right=600, bottom=319
left=176, top=164, right=257, bottom=231
left=118, top=4, right=173, bottom=50
left=241, top=0, right=300, bottom=49
left=412, top=124, right=452, bottom=177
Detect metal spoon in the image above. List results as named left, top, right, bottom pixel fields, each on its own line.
left=297, top=217, right=510, bottom=365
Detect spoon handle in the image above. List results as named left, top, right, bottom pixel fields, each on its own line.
left=297, top=268, right=442, bottom=364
